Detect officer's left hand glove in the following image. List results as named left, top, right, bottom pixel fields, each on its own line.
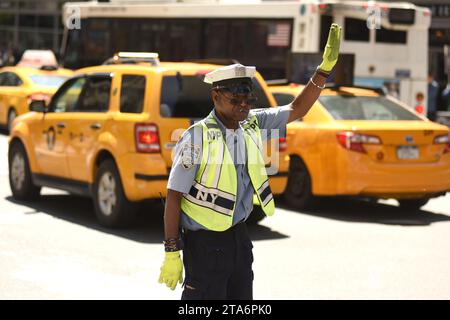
left=158, top=251, right=183, bottom=290
left=318, top=23, right=342, bottom=72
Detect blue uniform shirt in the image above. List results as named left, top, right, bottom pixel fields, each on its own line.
left=167, top=106, right=291, bottom=231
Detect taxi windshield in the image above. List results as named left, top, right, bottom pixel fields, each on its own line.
left=319, top=95, right=422, bottom=121
left=29, top=75, right=69, bottom=87
left=160, top=74, right=270, bottom=118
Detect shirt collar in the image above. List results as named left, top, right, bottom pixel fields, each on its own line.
left=210, top=109, right=245, bottom=135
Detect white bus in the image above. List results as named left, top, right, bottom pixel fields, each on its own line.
left=61, top=0, right=431, bottom=110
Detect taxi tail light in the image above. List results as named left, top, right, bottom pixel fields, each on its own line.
left=336, top=131, right=381, bottom=154
left=135, top=123, right=160, bottom=153
left=196, top=70, right=213, bottom=76
left=279, top=137, right=287, bottom=152
left=434, top=134, right=450, bottom=154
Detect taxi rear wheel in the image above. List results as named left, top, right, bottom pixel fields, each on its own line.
left=284, top=157, right=315, bottom=209
left=7, top=109, right=17, bottom=132
left=93, top=160, right=137, bottom=228
left=8, top=142, right=41, bottom=201
left=398, top=198, right=429, bottom=210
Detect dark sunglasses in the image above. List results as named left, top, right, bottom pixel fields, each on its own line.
left=219, top=91, right=258, bottom=106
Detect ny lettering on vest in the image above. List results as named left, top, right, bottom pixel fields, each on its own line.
left=196, top=190, right=218, bottom=204
left=207, top=131, right=221, bottom=141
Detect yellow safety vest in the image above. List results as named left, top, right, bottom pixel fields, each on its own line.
left=180, top=113, right=275, bottom=231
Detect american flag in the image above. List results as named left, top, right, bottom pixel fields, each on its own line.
left=267, top=23, right=291, bottom=47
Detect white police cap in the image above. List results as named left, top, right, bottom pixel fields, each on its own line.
left=204, top=64, right=256, bottom=84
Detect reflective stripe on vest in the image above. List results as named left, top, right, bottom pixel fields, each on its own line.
left=180, top=113, right=275, bottom=231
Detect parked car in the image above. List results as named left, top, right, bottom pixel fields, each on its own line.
left=8, top=52, right=289, bottom=227
left=0, top=65, right=73, bottom=131
left=270, top=83, right=450, bottom=210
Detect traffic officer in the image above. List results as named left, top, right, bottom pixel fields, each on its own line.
left=158, top=23, right=341, bottom=300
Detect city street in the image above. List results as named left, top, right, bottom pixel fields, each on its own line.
left=0, top=132, right=449, bottom=300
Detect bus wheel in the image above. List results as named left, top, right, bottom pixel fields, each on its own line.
left=93, top=160, right=137, bottom=228
left=283, top=157, right=315, bottom=209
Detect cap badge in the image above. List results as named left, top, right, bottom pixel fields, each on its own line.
left=235, top=65, right=246, bottom=77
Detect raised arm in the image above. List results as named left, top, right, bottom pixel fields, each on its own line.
left=287, top=23, right=342, bottom=123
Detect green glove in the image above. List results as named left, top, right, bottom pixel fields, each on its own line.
left=158, top=251, right=183, bottom=290
left=318, top=23, right=342, bottom=72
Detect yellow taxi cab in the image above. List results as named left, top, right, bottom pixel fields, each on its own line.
left=269, top=83, right=450, bottom=210
left=8, top=52, right=289, bottom=228
left=0, top=65, right=73, bottom=131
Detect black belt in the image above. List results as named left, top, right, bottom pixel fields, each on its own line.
left=183, top=220, right=246, bottom=235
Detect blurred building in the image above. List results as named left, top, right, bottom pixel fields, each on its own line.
left=0, top=0, right=88, bottom=63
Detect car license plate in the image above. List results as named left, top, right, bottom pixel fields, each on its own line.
left=397, top=146, right=419, bottom=159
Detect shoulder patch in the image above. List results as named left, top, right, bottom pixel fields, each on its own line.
left=181, top=142, right=201, bottom=170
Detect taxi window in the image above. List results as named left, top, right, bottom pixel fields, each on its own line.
left=160, top=74, right=270, bottom=118
left=29, top=75, right=68, bottom=88
left=51, top=77, right=86, bottom=113
left=120, top=75, right=146, bottom=114
left=0, top=73, right=6, bottom=86
left=319, top=95, right=422, bottom=120
left=76, top=76, right=111, bottom=112
left=0, top=72, right=23, bottom=86
left=376, top=27, right=407, bottom=44
left=272, top=92, right=295, bottom=105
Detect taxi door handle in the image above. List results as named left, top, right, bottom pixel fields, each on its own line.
left=90, top=123, right=101, bottom=130
left=57, top=122, right=66, bottom=129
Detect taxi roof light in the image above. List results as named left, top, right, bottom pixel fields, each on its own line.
left=117, top=52, right=159, bottom=59
left=103, top=52, right=160, bottom=66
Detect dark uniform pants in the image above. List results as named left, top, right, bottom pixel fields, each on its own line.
left=181, top=222, right=254, bottom=300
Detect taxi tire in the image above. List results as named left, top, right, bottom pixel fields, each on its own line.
left=93, top=160, right=137, bottom=228
left=246, top=205, right=266, bottom=225
left=398, top=198, right=429, bottom=210
left=284, top=157, right=315, bottom=209
left=8, top=142, right=41, bottom=201
left=7, top=108, right=17, bottom=132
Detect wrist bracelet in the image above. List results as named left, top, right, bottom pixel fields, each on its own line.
left=164, top=237, right=183, bottom=252
left=316, top=66, right=331, bottom=78
left=309, top=77, right=326, bottom=90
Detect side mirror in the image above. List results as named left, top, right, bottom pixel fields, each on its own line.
left=29, top=100, right=47, bottom=113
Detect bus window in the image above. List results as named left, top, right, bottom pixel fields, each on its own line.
left=388, top=8, right=415, bottom=25
left=320, top=15, right=333, bottom=49
left=204, top=20, right=228, bottom=59
left=169, top=20, right=202, bottom=60
left=63, top=28, right=82, bottom=69
left=376, top=27, right=407, bottom=44
left=245, top=20, right=292, bottom=79
left=344, top=18, right=369, bottom=42
left=229, top=21, right=247, bottom=59
left=140, top=20, right=171, bottom=59
left=83, top=19, right=110, bottom=65
left=111, top=19, right=141, bottom=53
